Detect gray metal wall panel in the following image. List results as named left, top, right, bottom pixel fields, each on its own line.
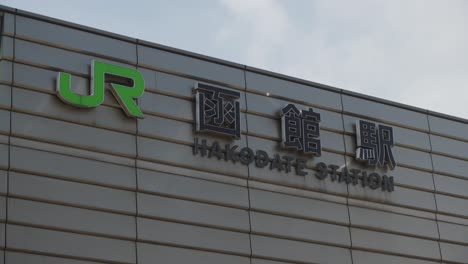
left=391, top=166, right=434, bottom=191
left=247, top=136, right=348, bottom=194
left=0, top=170, right=6, bottom=195
left=250, top=189, right=349, bottom=225
left=345, top=136, right=433, bottom=172
left=0, top=196, right=5, bottom=221
left=10, top=146, right=135, bottom=189
left=349, top=206, right=439, bottom=239
left=141, top=68, right=248, bottom=110
left=138, top=114, right=193, bottom=143
left=440, top=242, right=468, bottom=263
left=137, top=168, right=249, bottom=208
left=248, top=165, right=348, bottom=196
left=428, top=115, right=468, bottom=141
left=138, top=243, right=250, bottom=264
left=317, top=130, right=347, bottom=154
left=8, top=198, right=136, bottom=239
left=14, top=39, right=133, bottom=75
left=137, top=136, right=249, bottom=179
left=138, top=113, right=248, bottom=145
left=2, top=13, right=14, bottom=36
left=438, top=221, right=468, bottom=245
left=140, top=89, right=248, bottom=133
left=13, top=62, right=68, bottom=93
left=352, top=250, right=440, bottom=264
left=6, top=10, right=468, bottom=264
left=12, top=87, right=135, bottom=134
left=0, top=110, right=9, bottom=136
left=344, top=163, right=434, bottom=192
left=1, top=36, right=13, bottom=60
left=0, top=144, right=7, bottom=170
left=137, top=159, right=246, bottom=185
left=137, top=217, right=250, bottom=255
left=138, top=68, right=160, bottom=94
left=432, top=154, right=468, bottom=180
left=245, top=71, right=342, bottom=111
left=351, top=228, right=441, bottom=260
left=436, top=194, right=468, bottom=218
left=137, top=45, right=246, bottom=89
left=0, top=62, right=12, bottom=85
left=348, top=184, right=436, bottom=211
left=342, top=94, right=429, bottom=131
left=13, top=63, right=57, bottom=94
left=393, top=146, right=433, bottom=171
left=9, top=137, right=120, bottom=165
left=245, top=114, right=280, bottom=140
left=247, top=114, right=345, bottom=153
left=16, top=16, right=137, bottom=64
left=343, top=134, right=356, bottom=155
left=437, top=214, right=468, bottom=228
left=250, top=211, right=351, bottom=246
left=434, top=174, right=468, bottom=199
left=0, top=223, right=3, bottom=248
left=138, top=193, right=250, bottom=232
left=0, top=85, right=11, bottom=109
left=251, top=234, right=352, bottom=264
left=345, top=154, right=435, bottom=195
left=9, top=171, right=136, bottom=214
left=342, top=115, right=431, bottom=151
left=11, top=112, right=136, bottom=157
left=6, top=251, right=106, bottom=264
left=142, top=69, right=192, bottom=97
left=245, top=92, right=344, bottom=132
left=7, top=224, right=136, bottom=263
left=12, top=63, right=121, bottom=108
left=431, top=134, right=468, bottom=161
left=248, top=135, right=346, bottom=168
left=251, top=259, right=291, bottom=264
left=140, top=91, right=193, bottom=121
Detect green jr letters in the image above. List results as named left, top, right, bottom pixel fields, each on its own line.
left=57, top=60, right=145, bottom=118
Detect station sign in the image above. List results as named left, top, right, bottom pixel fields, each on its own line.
left=56, top=61, right=396, bottom=192
left=192, top=82, right=395, bottom=192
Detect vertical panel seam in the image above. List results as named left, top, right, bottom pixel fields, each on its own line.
left=134, top=42, right=139, bottom=264
left=340, top=91, right=354, bottom=264
left=4, top=10, right=15, bottom=264
left=243, top=67, right=253, bottom=264
left=0, top=16, right=3, bottom=62
left=426, top=114, right=443, bottom=262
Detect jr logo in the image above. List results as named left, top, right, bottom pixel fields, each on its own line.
left=56, top=60, right=145, bottom=118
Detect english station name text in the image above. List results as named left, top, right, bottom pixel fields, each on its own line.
left=193, top=137, right=394, bottom=192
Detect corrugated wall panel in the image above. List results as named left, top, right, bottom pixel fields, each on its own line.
left=1, top=7, right=468, bottom=264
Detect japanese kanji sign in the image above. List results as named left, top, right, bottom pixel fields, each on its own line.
left=355, top=120, right=397, bottom=170
left=195, top=83, right=241, bottom=139
left=280, top=104, right=321, bottom=156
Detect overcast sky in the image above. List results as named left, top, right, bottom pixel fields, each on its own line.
left=3, top=0, right=468, bottom=119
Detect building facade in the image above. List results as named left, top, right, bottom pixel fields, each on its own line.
left=0, top=5, right=468, bottom=264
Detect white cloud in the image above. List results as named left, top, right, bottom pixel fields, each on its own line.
left=217, top=0, right=468, bottom=118
left=217, top=0, right=292, bottom=66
